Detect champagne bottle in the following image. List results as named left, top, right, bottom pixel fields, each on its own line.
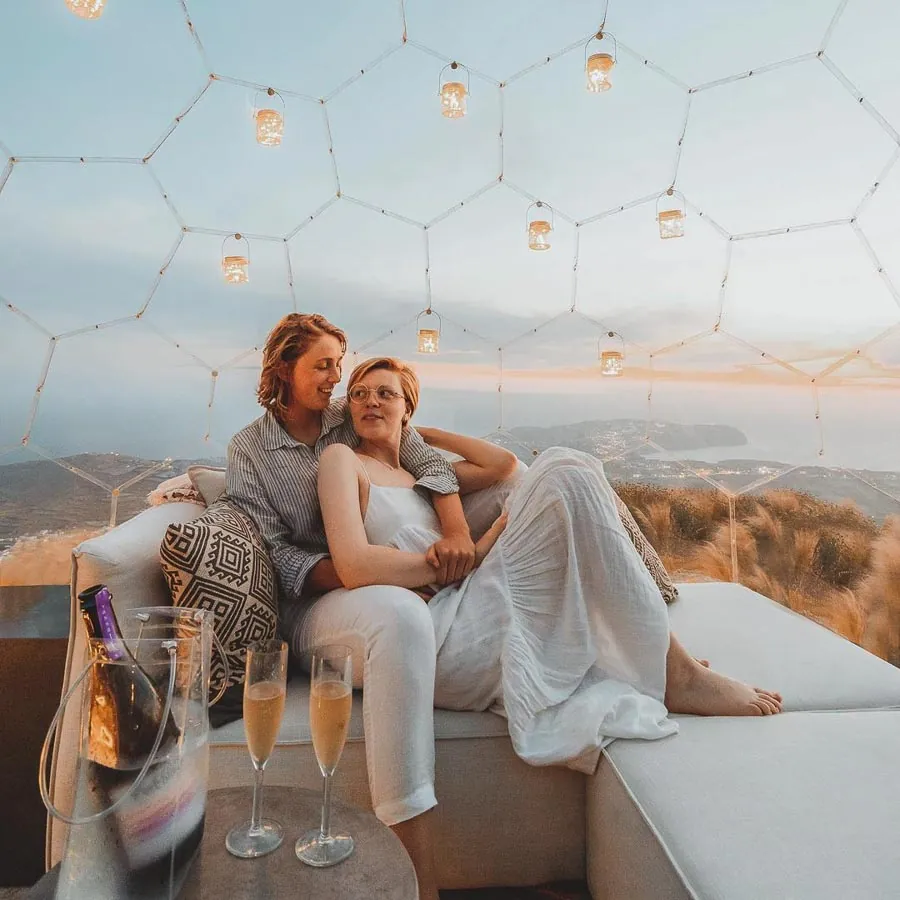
left=79, top=584, right=180, bottom=769
left=76, top=586, right=204, bottom=899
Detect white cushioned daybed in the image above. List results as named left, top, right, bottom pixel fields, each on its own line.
left=48, top=502, right=900, bottom=897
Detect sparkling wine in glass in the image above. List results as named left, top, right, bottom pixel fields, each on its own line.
left=225, top=638, right=288, bottom=858
left=295, top=644, right=354, bottom=867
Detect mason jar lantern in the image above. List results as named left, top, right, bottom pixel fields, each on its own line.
left=657, top=188, right=686, bottom=239
left=417, top=309, right=442, bottom=353
left=222, top=233, right=250, bottom=284
left=439, top=62, right=469, bottom=119
left=254, top=88, right=285, bottom=147
left=585, top=31, right=617, bottom=92
left=526, top=201, right=554, bottom=251
left=599, top=331, right=625, bottom=377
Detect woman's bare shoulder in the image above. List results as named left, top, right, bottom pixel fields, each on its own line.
left=319, top=442, right=360, bottom=465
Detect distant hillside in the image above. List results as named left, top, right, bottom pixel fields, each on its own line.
left=500, top=418, right=747, bottom=458
left=0, top=453, right=223, bottom=552
left=2, top=416, right=899, bottom=552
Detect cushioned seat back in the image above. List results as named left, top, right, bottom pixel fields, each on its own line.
left=47, top=501, right=204, bottom=868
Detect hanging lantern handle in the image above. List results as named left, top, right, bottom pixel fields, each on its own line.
left=438, top=61, right=471, bottom=95
left=417, top=308, right=443, bottom=332
left=598, top=330, right=625, bottom=353
left=585, top=30, right=618, bottom=64
left=525, top=200, right=554, bottom=230
left=252, top=87, right=286, bottom=115
left=656, top=187, right=686, bottom=217
left=222, top=232, right=250, bottom=261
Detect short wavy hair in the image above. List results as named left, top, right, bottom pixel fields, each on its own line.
left=347, top=356, right=420, bottom=422
left=257, top=313, right=347, bottom=421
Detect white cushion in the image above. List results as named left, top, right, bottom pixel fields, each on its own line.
left=188, top=465, right=227, bottom=506
left=669, top=582, right=900, bottom=711
left=589, top=711, right=900, bottom=900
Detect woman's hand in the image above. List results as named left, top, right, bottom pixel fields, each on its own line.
left=415, top=426, right=437, bottom=445
left=474, top=510, right=508, bottom=566
left=425, top=532, right=477, bottom=584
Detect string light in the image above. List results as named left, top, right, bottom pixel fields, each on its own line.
left=657, top=188, right=686, bottom=239
left=585, top=31, right=617, bottom=92
left=439, top=62, right=469, bottom=119
left=65, top=0, right=105, bottom=19
left=599, top=331, right=625, bottom=376
left=254, top=88, right=285, bottom=147
left=417, top=309, right=441, bottom=353
left=526, top=201, right=554, bottom=251
left=222, top=233, right=250, bottom=284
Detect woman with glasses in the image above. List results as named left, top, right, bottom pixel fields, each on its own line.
left=318, top=355, right=784, bottom=898
left=226, top=314, right=519, bottom=900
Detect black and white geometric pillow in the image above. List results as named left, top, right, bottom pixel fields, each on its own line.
left=160, top=499, right=278, bottom=694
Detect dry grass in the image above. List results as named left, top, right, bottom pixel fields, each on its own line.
left=615, top=483, right=896, bottom=662
left=4, top=484, right=900, bottom=669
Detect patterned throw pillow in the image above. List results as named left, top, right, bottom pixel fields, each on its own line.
left=159, top=499, right=278, bottom=693
left=614, top=493, right=679, bottom=604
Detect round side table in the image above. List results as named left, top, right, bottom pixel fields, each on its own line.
left=27, top=786, right=418, bottom=899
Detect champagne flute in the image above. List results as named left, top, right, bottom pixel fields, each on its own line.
left=295, top=644, right=354, bottom=867
left=225, top=638, right=288, bottom=858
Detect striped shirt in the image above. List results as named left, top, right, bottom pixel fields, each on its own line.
left=226, top=400, right=459, bottom=608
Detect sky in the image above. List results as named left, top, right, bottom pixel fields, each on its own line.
left=1, top=0, right=899, bottom=476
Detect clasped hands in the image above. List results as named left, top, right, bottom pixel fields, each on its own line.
left=425, top=510, right=509, bottom=586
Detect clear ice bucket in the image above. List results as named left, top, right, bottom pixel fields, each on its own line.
left=40, top=606, right=227, bottom=900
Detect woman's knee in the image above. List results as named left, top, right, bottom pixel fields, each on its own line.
left=356, top=585, right=437, bottom=660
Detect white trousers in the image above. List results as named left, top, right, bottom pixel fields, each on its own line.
left=288, top=464, right=525, bottom=826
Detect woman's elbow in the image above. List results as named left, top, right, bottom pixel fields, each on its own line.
left=332, top=559, right=368, bottom=590
left=497, top=449, right=520, bottom=481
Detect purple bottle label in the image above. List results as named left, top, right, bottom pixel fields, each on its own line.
left=94, top=587, right=125, bottom=661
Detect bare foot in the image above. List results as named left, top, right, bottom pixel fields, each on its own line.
left=666, top=657, right=783, bottom=717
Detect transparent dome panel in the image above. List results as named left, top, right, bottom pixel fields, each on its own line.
left=184, top=0, right=400, bottom=99
left=27, top=321, right=213, bottom=467
left=405, top=0, right=598, bottom=82
left=815, top=324, right=900, bottom=477
left=0, top=1, right=205, bottom=157
left=150, top=80, right=334, bottom=236
left=678, top=60, right=895, bottom=235
left=647, top=331, right=820, bottom=493
left=855, top=149, right=900, bottom=290
left=827, top=0, right=900, bottom=141
left=346, top=315, right=500, bottom=439
left=499, top=310, right=652, bottom=459
left=429, top=186, right=576, bottom=318
left=0, top=307, right=51, bottom=449
left=613, top=0, right=833, bottom=88
left=327, top=45, right=500, bottom=224
left=0, top=162, right=181, bottom=334
left=206, top=353, right=266, bottom=454
left=723, top=225, right=900, bottom=373
left=577, top=200, right=727, bottom=340
left=143, top=232, right=293, bottom=366
left=503, top=45, right=685, bottom=222
left=288, top=199, right=427, bottom=324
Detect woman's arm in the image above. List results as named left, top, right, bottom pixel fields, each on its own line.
left=317, top=444, right=441, bottom=591
left=227, top=443, right=335, bottom=600
left=415, top=427, right=519, bottom=495
left=474, top=510, right=508, bottom=565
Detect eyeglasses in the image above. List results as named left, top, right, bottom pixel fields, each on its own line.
left=348, top=385, right=404, bottom=404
